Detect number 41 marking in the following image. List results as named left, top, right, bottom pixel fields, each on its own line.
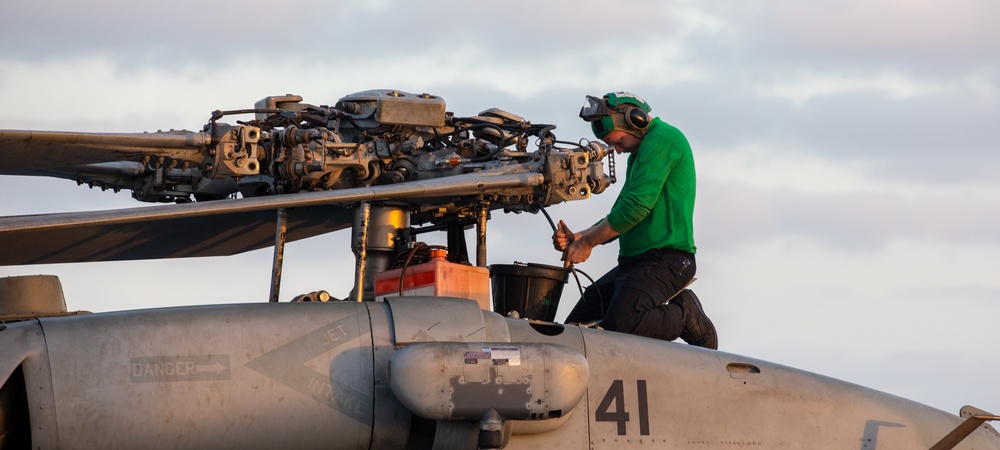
left=596, top=379, right=650, bottom=435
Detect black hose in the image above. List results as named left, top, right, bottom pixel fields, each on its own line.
left=431, top=122, right=510, bottom=162
left=332, top=111, right=369, bottom=131
left=460, top=123, right=509, bottom=148
left=391, top=243, right=448, bottom=296
left=539, top=206, right=558, bottom=231
left=538, top=207, right=605, bottom=320
left=536, top=125, right=557, bottom=141
left=429, top=127, right=453, bottom=147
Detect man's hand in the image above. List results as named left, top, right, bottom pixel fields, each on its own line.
left=554, top=220, right=582, bottom=269
left=558, top=218, right=620, bottom=269
left=557, top=220, right=594, bottom=269
left=562, top=238, right=593, bottom=269
left=552, top=220, right=576, bottom=252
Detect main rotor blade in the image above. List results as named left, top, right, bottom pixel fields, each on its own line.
left=0, top=129, right=205, bottom=180
left=0, top=206, right=354, bottom=265
left=0, top=172, right=543, bottom=265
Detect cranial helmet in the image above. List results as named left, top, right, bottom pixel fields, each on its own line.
left=579, top=92, right=652, bottom=139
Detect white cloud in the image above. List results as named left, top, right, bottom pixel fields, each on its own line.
left=0, top=38, right=708, bottom=129
left=699, top=144, right=1000, bottom=202
left=756, top=70, right=946, bottom=105
left=669, top=0, right=734, bottom=35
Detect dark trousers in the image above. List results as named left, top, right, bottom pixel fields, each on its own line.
left=565, top=247, right=696, bottom=341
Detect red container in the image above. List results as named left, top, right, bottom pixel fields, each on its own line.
left=374, top=249, right=491, bottom=310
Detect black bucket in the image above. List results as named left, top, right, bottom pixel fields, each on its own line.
left=489, top=263, right=569, bottom=322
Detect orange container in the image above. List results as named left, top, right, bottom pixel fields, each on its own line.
left=374, top=249, right=491, bottom=310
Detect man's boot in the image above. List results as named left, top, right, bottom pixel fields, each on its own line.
left=673, top=289, right=718, bottom=349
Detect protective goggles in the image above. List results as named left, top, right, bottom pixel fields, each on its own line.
left=579, top=95, right=614, bottom=121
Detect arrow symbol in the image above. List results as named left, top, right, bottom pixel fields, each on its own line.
left=245, top=312, right=374, bottom=424
left=196, top=362, right=227, bottom=374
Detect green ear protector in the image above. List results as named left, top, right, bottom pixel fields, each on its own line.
left=580, top=92, right=652, bottom=139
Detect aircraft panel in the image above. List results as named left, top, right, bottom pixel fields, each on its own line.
left=37, top=302, right=375, bottom=450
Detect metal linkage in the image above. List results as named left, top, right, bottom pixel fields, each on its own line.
left=268, top=208, right=287, bottom=303
left=930, top=413, right=1000, bottom=450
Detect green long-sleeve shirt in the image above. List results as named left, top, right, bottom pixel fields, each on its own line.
left=605, top=117, right=697, bottom=257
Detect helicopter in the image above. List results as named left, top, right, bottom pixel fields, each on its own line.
left=0, top=89, right=998, bottom=449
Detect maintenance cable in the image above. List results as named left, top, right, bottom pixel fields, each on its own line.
left=390, top=242, right=448, bottom=296
left=538, top=207, right=604, bottom=320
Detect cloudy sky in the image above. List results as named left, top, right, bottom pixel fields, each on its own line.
left=2, top=0, right=998, bottom=417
